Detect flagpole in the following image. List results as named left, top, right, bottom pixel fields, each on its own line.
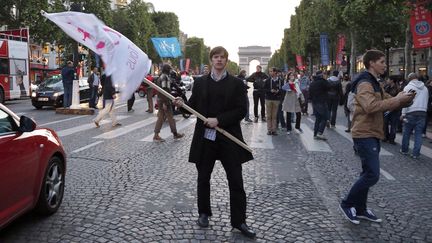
left=142, top=78, right=252, bottom=153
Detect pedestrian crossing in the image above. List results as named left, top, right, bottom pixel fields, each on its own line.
left=140, top=117, right=196, bottom=142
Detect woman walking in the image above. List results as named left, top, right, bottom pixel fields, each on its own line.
left=282, top=72, right=304, bottom=134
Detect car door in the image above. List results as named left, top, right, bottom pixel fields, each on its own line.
left=0, top=109, right=39, bottom=224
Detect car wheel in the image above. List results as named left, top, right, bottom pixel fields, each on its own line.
left=35, top=156, right=65, bottom=215
left=34, top=105, right=43, bottom=109
left=0, top=87, right=4, bottom=104
left=138, top=90, right=145, bottom=97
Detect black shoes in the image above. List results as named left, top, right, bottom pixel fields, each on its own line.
left=197, top=214, right=209, bottom=227
left=234, top=223, right=256, bottom=238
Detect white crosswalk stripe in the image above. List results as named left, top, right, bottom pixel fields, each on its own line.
left=57, top=115, right=129, bottom=137
left=140, top=117, right=196, bottom=142
left=93, top=116, right=157, bottom=139
left=298, top=123, right=333, bottom=152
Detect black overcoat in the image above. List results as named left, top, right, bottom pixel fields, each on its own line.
left=187, top=74, right=254, bottom=164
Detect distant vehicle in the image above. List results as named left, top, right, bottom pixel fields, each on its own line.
left=31, top=75, right=90, bottom=109
left=0, top=103, right=66, bottom=229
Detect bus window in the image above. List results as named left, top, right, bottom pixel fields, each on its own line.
left=0, top=59, right=9, bottom=75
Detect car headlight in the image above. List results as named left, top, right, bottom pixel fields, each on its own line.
left=31, top=92, right=37, bottom=97
left=53, top=92, right=59, bottom=97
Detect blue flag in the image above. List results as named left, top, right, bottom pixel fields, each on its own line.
left=320, top=33, right=329, bottom=66
left=151, top=37, right=182, bottom=58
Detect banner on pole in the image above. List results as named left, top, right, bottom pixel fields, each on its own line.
left=41, top=11, right=152, bottom=101
left=336, top=34, right=346, bottom=65
left=151, top=37, right=182, bottom=58
left=296, top=54, right=304, bottom=70
left=185, top=58, right=190, bottom=72
left=320, top=33, right=330, bottom=66
left=411, top=2, right=432, bottom=49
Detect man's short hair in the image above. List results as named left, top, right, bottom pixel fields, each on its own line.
left=332, top=70, right=339, bottom=77
left=363, top=50, right=385, bottom=69
left=67, top=60, right=73, bottom=65
left=407, top=72, right=417, bottom=80
left=209, top=46, right=228, bottom=60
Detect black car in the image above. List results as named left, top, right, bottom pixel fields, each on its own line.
left=31, top=76, right=91, bottom=109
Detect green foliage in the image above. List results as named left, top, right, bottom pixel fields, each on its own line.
left=185, top=37, right=205, bottom=70
left=226, top=60, right=239, bottom=75
left=151, top=12, right=179, bottom=37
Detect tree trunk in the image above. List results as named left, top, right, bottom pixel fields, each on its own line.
left=404, top=20, right=412, bottom=79
left=349, top=30, right=356, bottom=78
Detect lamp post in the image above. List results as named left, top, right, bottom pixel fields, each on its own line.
left=384, top=34, right=391, bottom=77
left=412, top=50, right=417, bottom=74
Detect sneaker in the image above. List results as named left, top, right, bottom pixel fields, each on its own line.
left=326, top=121, right=330, bottom=128
left=313, top=135, right=318, bottom=139
left=153, top=135, right=165, bottom=142
left=411, top=154, right=419, bottom=159
left=399, top=149, right=408, bottom=155
left=357, top=208, right=382, bottom=223
left=93, top=120, right=100, bottom=128
left=253, top=117, right=258, bottom=123
left=296, top=128, right=303, bottom=133
left=173, top=133, right=185, bottom=139
left=128, top=109, right=135, bottom=113
left=286, top=131, right=291, bottom=135
left=261, top=117, right=266, bottom=122
left=345, top=129, right=351, bottom=133
left=245, top=118, right=253, bottom=122
left=112, top=123, right=122, bottom=127
left=267, top=131, right=272, bottom=135
left=271, top=131, right=278, bottom=136
left=316, top=134, right=327, bottom=140
left=339, top=205, right=360, bottom=224
left=422, top=133, right=427, bottom=138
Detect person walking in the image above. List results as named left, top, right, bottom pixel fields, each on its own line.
left=153, top=64, right=184, bottom=142
left=88, top=67, right=100, bottom=109
left=237, top=70, right=252, bottom=122
left=309, top=70, right=330, bottom=140
left=343, top=77, right=353, bottom=132
left=327, top=70, right=344, bottom=128
left=400, top=72, right=429, bottom=159
left=282, top=71, right=304, bottom=134
left=340, top=50, right=414, bottom=225
left=61, top=60, right=75, bottom=108
left=383, top=77, right=401, bottom=144
left=145, top=74, right=155, bottom=113
left=175, top=46, right=255, bottom=238
left=127, top=93, right=135, bottom=113
left=263, top=67, right=282, bottom=135
left=93, top=75, right=121, bottom=127
left=298, top=70, right=310, bottom=115
left=247, top=65, right=269, bottom=122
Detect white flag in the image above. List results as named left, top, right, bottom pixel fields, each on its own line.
left=41, top=11, right=152, bottom=101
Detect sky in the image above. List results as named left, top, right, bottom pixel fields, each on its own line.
left=149, top=0, right=301, bottom=64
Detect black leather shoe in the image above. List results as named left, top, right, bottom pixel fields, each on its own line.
left=234, top=223, right=256, bottom=238
left=197, top=214, right=209, bottom=227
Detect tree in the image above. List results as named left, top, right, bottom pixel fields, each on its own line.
left=226, top=60, right=239, bottom=75
left=184, top=37, right=205, bottom=71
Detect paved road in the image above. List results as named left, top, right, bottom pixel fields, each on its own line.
left=1, top=95, right=431, bottom=242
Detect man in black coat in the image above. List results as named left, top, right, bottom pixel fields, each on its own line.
left=175, top=46, right=255, bottom=238
left=309, top=70, right=330, bottom=140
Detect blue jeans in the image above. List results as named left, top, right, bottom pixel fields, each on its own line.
left=63, top=82, right=73, bottom=108
left=327, top=98, right=339, bottom=126
left=312, top=102, right=329, bottom=136
left=342, top=138, right=380, bottom=212
left=401, top=113, right=427, bottom=157
left=384, top=110, right=400, bottom=141
left=89, top=85, right=99, bottom=108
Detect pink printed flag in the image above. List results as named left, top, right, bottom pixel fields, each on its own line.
left=41, top=11, right=152, bottom=100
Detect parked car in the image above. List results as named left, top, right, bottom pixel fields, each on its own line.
left=31, top=76, right=91, bottom=109
left=0, top=103, right=66, bottom=229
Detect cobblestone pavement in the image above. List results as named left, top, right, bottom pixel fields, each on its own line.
left=0, top=98, right=431, bottom=242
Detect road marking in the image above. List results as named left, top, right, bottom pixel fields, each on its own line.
left=71, top=141, right=104, bottom=154
left=39, top=115, right=89, bottom=127
left=334, top=125, right=393, bottom=156
left=380, top=168, right=396, bottom=180
left=394, top=135, right=432, bottom=159
left=298, top=123, right=332, bottom=152
left=57, top=115, right=129, bottom=137
left=248, top=121, right=274, bottom=149
left=140, top=117, right=196, bottom=141
left=94, top=116, right=157, bottom=139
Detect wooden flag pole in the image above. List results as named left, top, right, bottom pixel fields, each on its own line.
left=142, top=77, right=252, bottom=153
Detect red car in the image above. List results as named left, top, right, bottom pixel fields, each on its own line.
left=0, top=103, right=66, bottom=229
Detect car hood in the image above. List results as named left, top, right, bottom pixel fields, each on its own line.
left=36, top=86, right=63, bottom=93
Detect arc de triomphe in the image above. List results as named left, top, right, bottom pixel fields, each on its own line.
left=238, top=46, right=272, bottom=75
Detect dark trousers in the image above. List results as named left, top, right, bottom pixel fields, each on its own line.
left=327, top=98, right=339, bottom=126
left=196, top=140, right=246, bottom=227
left=342, top=138, right=380, bottom=213
left=301, top=89, right=309, bottom=114
left=277, top=102, right=286, bottom=128
left=312, top=102, right=329, bottom=136
left=89, top=85, right=99, bottom=108
left=286, top=112, right=301, bottom=131
left=63, top=82, right=73, bottom=108
left=384, top=110, right=400, bottom=141
left=127, top=94, right=135, bottom=111
left=253, top=90, right=265, bottom=118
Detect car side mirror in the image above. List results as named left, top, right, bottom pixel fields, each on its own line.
left=19, top=116, right=36, bottom=133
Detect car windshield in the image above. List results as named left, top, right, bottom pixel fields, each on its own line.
left=42, top=77, right=63, bottom=89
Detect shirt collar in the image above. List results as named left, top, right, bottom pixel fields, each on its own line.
left=210, top=69, right=227, bottom=82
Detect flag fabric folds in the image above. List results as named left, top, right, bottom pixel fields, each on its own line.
left=41, top=11, right=152, bottom=101
left=151, top=37, right=182, bottom=58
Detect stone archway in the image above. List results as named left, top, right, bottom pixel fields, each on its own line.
left=238, top=46, right=272, bottom=75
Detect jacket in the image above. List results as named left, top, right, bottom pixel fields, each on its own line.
left=101, top=75, right=116, bottom=100
left=61, top=66, right=75, bottom=84
left=246, top=71, right=269, bottom=91
left=327, top=76, right=343, bottom=100
left=309, top=76, right=330, bottom=104
left=263, top=77, right=282, bottom=100
left=187, top=74, right=253, bottom=164
left=351, top=71, right=401, bottom=139
left=402, top=79, right=429, bottom=115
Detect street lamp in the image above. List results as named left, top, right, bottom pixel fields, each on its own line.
left=384, top=34, right=391, bottom=77
left=412, top=50, right=417, bottom=73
